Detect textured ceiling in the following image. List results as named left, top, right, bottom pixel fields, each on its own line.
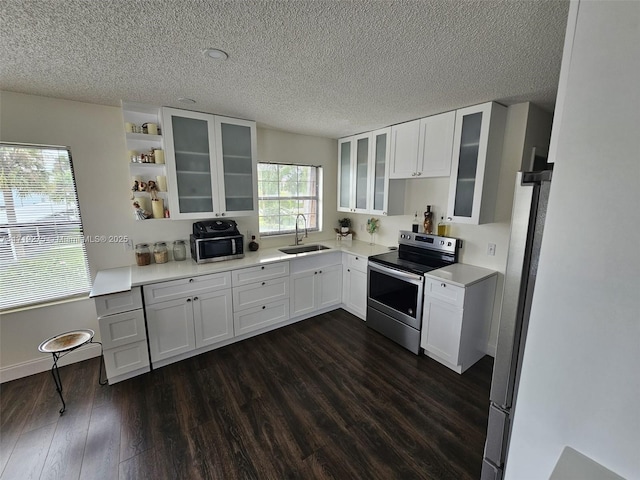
left=1, top=0, right=569, bottom=139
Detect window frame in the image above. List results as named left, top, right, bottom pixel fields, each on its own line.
left=0, top=142, right=91, bottom=311
left=257, top=162, right=323, bottom=237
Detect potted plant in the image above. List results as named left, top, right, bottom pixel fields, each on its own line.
left=338, top=218, right=351, bottom=234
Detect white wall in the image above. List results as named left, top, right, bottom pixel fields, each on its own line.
left=505, top=2, right=640, bottom=479
left=0, top=92, right=336, bottom=380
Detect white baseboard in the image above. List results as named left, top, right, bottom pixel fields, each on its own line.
left=485, top=341, right=497, bottom=357
left=0, top=344, right=102, bottom=384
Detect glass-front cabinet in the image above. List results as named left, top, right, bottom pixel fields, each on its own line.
left=163, top=108, right=257, bottom=219
left=370, top=128, right=393, bottom=215
left=447, top=102, right=507, bottom=225
left=337, top=127, right=403, bottom=216
left=214, top=116, right=258, bottom=215
left=337, top=133, right=371, bottom=214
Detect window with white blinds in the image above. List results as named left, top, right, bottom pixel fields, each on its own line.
left=257, top=163, right=322, bottom=236
left=0, top=143, right=91, bottom=311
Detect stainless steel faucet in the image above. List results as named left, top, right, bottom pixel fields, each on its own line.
left=294, top=214, right=307, bottom=245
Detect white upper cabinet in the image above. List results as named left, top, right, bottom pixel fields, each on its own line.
left=338, top=128, right=404, bottom=216
left=162, top=107, right=257, bottom=219
left=389, top=119, right=421, bottom=178
left=214, top=116, right=258, bottom=216
left=417, top=111, right=456, bottom=177
left=337, top=133, right=372, bottom=214
left=389, top=111, right=455, bottom=179
left=447, top=102, right=507, bottom=225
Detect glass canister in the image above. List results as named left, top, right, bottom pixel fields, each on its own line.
left=135, top=243, right=151, bottom=266
left=153, top=242, right=169, bottom=264
left=172, top=240, right=187, bottom=261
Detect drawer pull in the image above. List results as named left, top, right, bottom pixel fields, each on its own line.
left=347, top=269, right=350, bottom=272
left=189, top=279, right=194, bottom=283
left=186, top=298, right=192, bottom=303
left=441, top=283, right=446, bottom=287
left=262, top=305, right=266, bottom=309
left=261, top=266, right=265, bottom=270
left=262, top=282, right=266, bottom=286
left=193, top=297, right=198, bottom=301
left=319, top=270, right=322, bottom=274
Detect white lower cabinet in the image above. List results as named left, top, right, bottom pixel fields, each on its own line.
left=232, top=261, right=290, bottom=336
left=144, top=272, right=233, bottom=366
left=290, top=263, right=342, bottom=317
left=94, top=287, right=150, bottom=384
left=342, top=253, right=368, bottom=319
left=421, top=273, right=497, bottom=374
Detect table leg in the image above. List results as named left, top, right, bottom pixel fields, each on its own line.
left=51, top=353, right=66, bottom=415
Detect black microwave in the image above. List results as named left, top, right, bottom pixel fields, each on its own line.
left=189, top=234, right=244, bottom=264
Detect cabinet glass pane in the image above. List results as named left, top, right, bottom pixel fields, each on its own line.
left=454, top=112, right=482, bottom=218
left=221, top=123, right=253, bottom=212
left=172, top=116, right=213, bottom=213
left=373, top=133, right=387, bottom=211
left=355, top=137, right=369, bottom=209
left=339, top=142, right=351, bottom=209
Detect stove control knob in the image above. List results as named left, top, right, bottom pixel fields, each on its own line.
left=447, top=241, right=452, bottom=246
left=440, top=240, right=445, bottom=245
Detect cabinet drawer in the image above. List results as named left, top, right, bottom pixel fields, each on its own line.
left=425, top=278, right=465, bottom=307
left=99, top=309, right=146, bottom=349
left=233, top=300, right=290, bottom=336
left=233, top=277, right=290, bottom=311
left=346, top=254, right=368, bottom=273
left=231, top=261, right=289, bottom=287
left=103, top=340, right=150, bottom=383
left=144, top=271, right=232, bottom=305
left=95, top=287, right=142, bottom=318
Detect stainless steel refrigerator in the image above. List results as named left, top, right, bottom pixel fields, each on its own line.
left=481, top=169, right=553, bottom=480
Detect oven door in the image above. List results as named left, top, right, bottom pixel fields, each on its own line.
left=367, top=262, right=424, bottom=330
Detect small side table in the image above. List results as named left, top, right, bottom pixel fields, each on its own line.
left=38, top=329, right=107, bottom=415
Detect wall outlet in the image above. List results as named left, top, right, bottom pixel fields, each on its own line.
left=487, top=243, right=496, bottom=256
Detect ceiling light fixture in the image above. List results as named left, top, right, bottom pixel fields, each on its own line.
left=202, top=48, right=228, bottom=60
left=178, top=97, right=196, bottom=104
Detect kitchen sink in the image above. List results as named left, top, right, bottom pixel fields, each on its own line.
left=278, top=244, right=331, bottom=255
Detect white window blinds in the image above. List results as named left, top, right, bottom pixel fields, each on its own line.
left=0, top=144, right=91, bottom=311
left=257, top=163, right=322, bottom=236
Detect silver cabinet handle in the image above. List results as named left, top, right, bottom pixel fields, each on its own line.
left=189, top=278, right=194, bottom=283
left=194, top=296, right=198, bottom=301
left=186, top=298, right=192, bottom=302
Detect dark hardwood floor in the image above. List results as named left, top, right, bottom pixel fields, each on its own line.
left=0, top=309, right=493, bottom=480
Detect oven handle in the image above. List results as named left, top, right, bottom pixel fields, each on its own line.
left=368, top=262, right=424, bottom=284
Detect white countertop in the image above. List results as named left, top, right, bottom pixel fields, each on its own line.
left=91, top=238, right=391, bottom=297
left=424, top=263, right=497, bottom=288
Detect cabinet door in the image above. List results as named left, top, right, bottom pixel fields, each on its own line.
left=163, top=107, right=219, bottom=219
left=193, top=289, right=234, bottom=348
left=417, top=111, right=455, bottom=177
left=421, top=298, right=463, bottom=365
left=389, top=119, right=420, bottom=178
left=369, top=128, right=392, bottom=215
left=318, top=264, right=343, bottom=309
left=146, top=297, right=196, bottom=362
left=447, top=102, right=506, bottom=224
left=214, top=116, right=257, bottom=216
left=337, top=137, right=354, bottom=212
left=233, top=300, right=289, bottom=336
left=353, top=132, right=371, bottom=213
left=99, top=309, right=146, bottom=350
left=290, top=270, right=318, bottom=317
left=344, top=267, right=367, bottom=319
